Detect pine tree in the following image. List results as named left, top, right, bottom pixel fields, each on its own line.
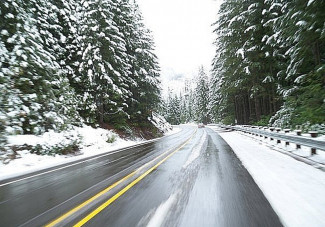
left=0, top=0, right=78, bottom=134
left=269, top=0, right=325, bottom=126
left=77, top=0, right=131, bottom=126
left=211, top=0, right=283, bottom=125
left=211, top=0, right=324, bottom=127
left=164, top=91, right=181, bottom=125
left=194, top=67, right=210, bottom=124
left=0, top=0, right=162, bottom=143
left=211, top=0, right=247, bottom=124
left=116, top=1, right=161, bottom=124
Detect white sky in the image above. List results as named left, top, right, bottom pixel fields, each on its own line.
left=137, top=0, right=222, bottom=92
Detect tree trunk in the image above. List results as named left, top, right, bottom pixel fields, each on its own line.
left=248, top=95, right=253, bottom=123
left=243, top=95, right=248, bottom=124
left=98, top=94, right=104, bottom=124
left=234, top=96, right=239, bottom=124
left=313, top=40, right=321, bottom=66
left=254, top=97, right=261, bottom=121
left=269, top=94, right=273, bottom=115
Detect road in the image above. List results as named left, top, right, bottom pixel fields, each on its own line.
left=0, top=125, right=283, bottom=227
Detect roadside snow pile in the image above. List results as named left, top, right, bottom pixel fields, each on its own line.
left=261, top=134, right=325, bottom=165
left=7, top=129, right=82, bottom=157
left=77, top=126, right=120, bottom=148
left=218, top=130, right=325, bottom=227
left=0, top=125, right=140, bottom=180
left=5, top=125, right=120, bottom=157
left=76, top=126, right=141, bottom=156
left=148, top=112, right=173, bottom=133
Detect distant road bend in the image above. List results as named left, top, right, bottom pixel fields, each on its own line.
left=0, top=125, right=283, bottom=227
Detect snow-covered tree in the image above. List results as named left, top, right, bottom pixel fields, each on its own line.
left=211, top=0, right=280, bottom=125
left=268, top=0, right=325, bottom=126
left=193, top=67, right=210, bottom=124
left=0, top=0, right=80, bottom=135
left=76, top=0, right=130, bottom=126
left=210, top=0, right=324, bottom=127
left=0, top=0, right=162, bottom=145
left=116, top=1, right=161, bottom=123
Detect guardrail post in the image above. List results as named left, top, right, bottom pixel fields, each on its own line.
left=296, top=130, right=301, bottom=149
left=258, top=127, right=263, bottom=137
left=231, top=126, right=324, bottom=155
left=270, top=127, right=274, bottom=141
left=264, top=127, right=268, bottom=139
left=309, top=131, right=318, bottom=155
left=276, top=128, right=281, bottom=144
left=295, top=130, right=302, bottom=149
left=284, top=129, right=290, bottom=146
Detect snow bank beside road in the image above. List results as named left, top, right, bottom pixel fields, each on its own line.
left=218, top=130, right=325, bottom=227
left=0, top=126, right=139, bottom=180
left=148, top=112, right=172, bottom=133
left=0, top=125, right=182, bottom=181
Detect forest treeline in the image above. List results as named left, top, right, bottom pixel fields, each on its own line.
left=211, top=0, right=325, bottom=127
left=1, top=0, right=324, bottom=150
left=163, top=0, right=325, bottom=130
left=0, top=0, right=160, bottom=147
left=161, top=67, right=210, bottom=125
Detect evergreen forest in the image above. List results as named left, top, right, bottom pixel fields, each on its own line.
left=1, top=0, right=325, bottom=155
left=163, top=0, right=325, bottom=132
left=0, top=0, right=161, bottom=148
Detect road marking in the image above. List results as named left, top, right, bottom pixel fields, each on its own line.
left=73, top=133, right=195, bottom=227
left=0, top=138, right=165, bottom=187
left=0, top=127, right=186, bottom=187
left=0, top=147, right=139, bottom=187
left=44, top=151, right=169, bottom=227
left=44, top=130, right=196, bottom=227
left=44, top=150, right=168, bottom=227
left=44, top=171, right=137, bottom=227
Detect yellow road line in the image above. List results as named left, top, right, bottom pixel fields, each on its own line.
left=44, top=171, right=137, bottom=227
left=45, top=146, right=177, bottom=227
left=45, top=153, right=166, bottom=227
left=73, top=135, right=193, bottom=227
left=45, top=129, right=196, bottom=227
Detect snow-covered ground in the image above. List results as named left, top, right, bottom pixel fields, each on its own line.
left=148, top=112, right=173, bottom=133
left=250, top=132, right=325, bottom=165
left=231, top=125, right=325, bottom=165
left=212, top=127, right=325, bottom=227
left=0, top=125, right=181, bottom=181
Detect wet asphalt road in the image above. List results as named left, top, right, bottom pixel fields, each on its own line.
left=0, top=126, right=283, bottom=227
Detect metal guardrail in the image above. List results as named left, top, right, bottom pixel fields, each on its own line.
left=218, top=125, right=325, bottom=154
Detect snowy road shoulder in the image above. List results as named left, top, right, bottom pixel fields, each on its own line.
left=0, top=126, right=182, bottom=181
left=218, top=130, right=325, bottom=227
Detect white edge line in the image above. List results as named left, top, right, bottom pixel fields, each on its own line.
left=0, top=127, right=185, bottom=187
left=0, top=142, right=152, bottom=187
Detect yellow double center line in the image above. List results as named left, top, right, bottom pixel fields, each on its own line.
left=45, top=130, right=196, bottom=227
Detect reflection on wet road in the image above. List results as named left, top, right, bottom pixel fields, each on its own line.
left=0, top=126, right=283, bottom=227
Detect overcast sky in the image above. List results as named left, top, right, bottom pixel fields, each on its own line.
left=137, top=0, right=222, bottom=90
